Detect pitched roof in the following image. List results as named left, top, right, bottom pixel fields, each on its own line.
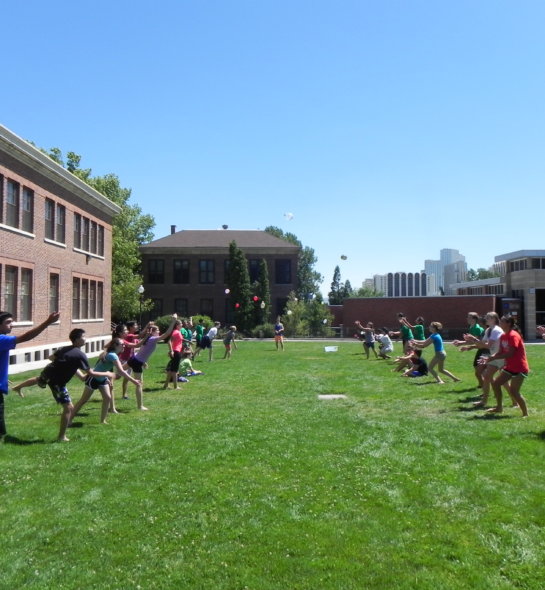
left=141, top=230, right=299, bottom=252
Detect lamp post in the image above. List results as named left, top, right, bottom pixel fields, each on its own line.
left=138, top=284, right=145, bottom=327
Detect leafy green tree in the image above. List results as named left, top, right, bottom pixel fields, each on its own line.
left=353, top=286, right=384, bottom=297
left=226, top=241, right=253, bottom=331
left=304, top=298, right=334, bottom=336
left=264, top=226, right=322, bottom=298
left=467, top=267, right=500, bottom=281
left=342, top=279, right=353, bottom=299
left=42, top=148, right=155, bottom=320
left=328, top=265, right=344, bottom=304
left=281, top=293, right=307, bottom=337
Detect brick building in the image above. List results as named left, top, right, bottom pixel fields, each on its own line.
left=0, top=124, right=120, bottom=370
left=140, top=228, right=299, bottom=323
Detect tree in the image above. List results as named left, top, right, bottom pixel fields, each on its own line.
left=342, top=279, right=353, bottom=300
left=353, top=286, right=384, bottom=298
left=253, top=259, right=271, bottom=326
left=264, top=226, right=322, bottom=298
left=467, top=267, right=500, bottom=281
left=328, top=265, right=344, bottom=305
left=43, top=148, right=155, bottom=320
left=226, top=241, right=253, bottom=332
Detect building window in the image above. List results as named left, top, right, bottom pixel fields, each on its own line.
left=49, top=273, right=60, bottom=313
left=150, top=298, right=163, bottom=318
left=200, top=298, right=214, bottom=317
left=74, top=213, right=81, bottom=249
left=56, top=204, right=66, bottom=243
left=45, top=199, right=55, bottom=239
left=5, top=266, right=18, bottom=314
left=275, top=259, right=292, bottom=284
left=90, top=221, right=98, bottom=253
left=199, top=260, right=215, bottom=284
left=6, top=180, right=20, bottom=228
left=72, top=277, right=104, bottom=319
left=72, top=278, right=80, bottom=319
left=148, top=259, right=165, bottom=284
left=98, top=226, right=104, bottom=256
left=81, top=218, right=89, bottom=252
left=174, top=298, right=189, bottom=317
left=97, top=283, right=104, bottom=318
left=224, top=259, right=230, bottom=283
left=248, top=259, right=260, bottom=283
left=20, top=269, right=32, bottom=321
left=81, top=279, right=89, bottom=319
left=89, top=281, right=97, bottom=319
left=173, top=260, right=190, bottom=284
left=22, top=187, right=34, bottom=233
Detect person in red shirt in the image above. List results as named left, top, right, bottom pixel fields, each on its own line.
left=485, top=315, right=529, bottom=417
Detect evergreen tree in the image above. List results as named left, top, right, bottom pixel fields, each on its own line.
left=342, top=279, right=353, bottom=299
left=253, top=258, right=271, bottom=325
left=226, top=241, right=253, bottom=332
left=328, top=266, right=344, bottom=304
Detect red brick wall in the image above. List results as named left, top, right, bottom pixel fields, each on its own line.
left=334, top=295, right=498, bottom=339
left=1, top=161, right=114, bottom=349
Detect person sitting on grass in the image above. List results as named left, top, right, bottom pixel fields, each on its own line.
left=179, top=351, right=203, bottom=377
left=411, top=322, right=461, bottom=384
left=392, top=342, right=417, bottom=373
left=402, top=349, right=428, bottom=378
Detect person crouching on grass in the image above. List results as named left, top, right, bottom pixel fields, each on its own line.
left=411, top=322, right=461, bottom=384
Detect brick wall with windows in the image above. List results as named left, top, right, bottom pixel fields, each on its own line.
left=1, top=124, right=120, bottom=365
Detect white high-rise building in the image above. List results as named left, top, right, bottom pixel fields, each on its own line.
left=424, top=249, right=466, bottom=295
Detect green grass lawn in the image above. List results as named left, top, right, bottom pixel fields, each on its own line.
left=2, top=339, right=545, bottom=589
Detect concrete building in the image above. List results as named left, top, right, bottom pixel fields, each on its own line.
left=424, top=248, right=466, bottom=295
left=1, top=124, right=120, bottom=371
left=139, top=228, right=300, bottom=323
left=371, top=272, right=427, bottom=297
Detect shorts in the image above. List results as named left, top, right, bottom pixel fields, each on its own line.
left=274, top=334, right=284, bottom=342
left=166, top=351, right=182, bottom=372
left=434, top=350, right=447, bottom=361
left=49, top=384, right=72, bottom=405
left=502, top=369, right=528, bottom=378
left=199, top=336, right=212, bottom=349
left=85, top=376, right=108, bottom=390
left=364, top=342, right=375, bottom=349
left=487, top=358, right=504, bottom=369
left=127, top=357, right=145, bottom=373
left=224, top=343, right=232, bottom=350
left=473, top=349, right=488, bottom=367
left=408, top=371, right=427, bottom=378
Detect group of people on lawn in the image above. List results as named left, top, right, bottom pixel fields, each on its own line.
left=354, top=311, right=530, bottom=417
left=0, top=311, right=236, bottom=442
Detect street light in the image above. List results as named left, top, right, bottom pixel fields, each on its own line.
left=138, top=284, right=145, bottom=326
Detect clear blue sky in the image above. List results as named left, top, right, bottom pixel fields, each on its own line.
left=3, top=1, right=545, bottom=294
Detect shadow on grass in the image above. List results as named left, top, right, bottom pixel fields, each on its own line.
left=468, top=413, right=512, bottom=420
left=3, top=434, right=46, bottom=445
left=536, top=431, right=545, bottom=441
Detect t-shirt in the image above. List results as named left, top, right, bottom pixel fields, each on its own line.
left=400, top=325, right=414, bottom=340
left=180, top=358, right=193, bottom=375
left=378, top=334, right=393, bottom=350
left=45, top=346, right=90, bottom=387
left=135, top=336, right=160, bottom=363
left=412, top=356, right=428, bottom=375
left=430, top=332, right=444, bottom=353
left=195, top=324, right=205, bottom=341
left=92, top=352, right=119, bottom=384
left=469, top=324, right=485, bottom=339
left=412, top=324, right=425, bottom=340
left=485, top=325, right=503, bottom=356
left=119, top=333, right=138, bottom=363
left=169, top=330, right=184, bottom=353
left=207, top=327, right=218, bottom=341
left=501, top=330, right=529, bottom=374
left=0, top=334, right=17, bottom=393
left=223, top=330, right=236, bottom=345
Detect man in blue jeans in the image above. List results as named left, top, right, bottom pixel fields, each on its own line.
left=0, top=310, right=60, bottom=441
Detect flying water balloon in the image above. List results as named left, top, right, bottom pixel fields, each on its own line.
left=340, top=255, right=347, bottom=260
left=284, top=212, right=294, bottom=221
